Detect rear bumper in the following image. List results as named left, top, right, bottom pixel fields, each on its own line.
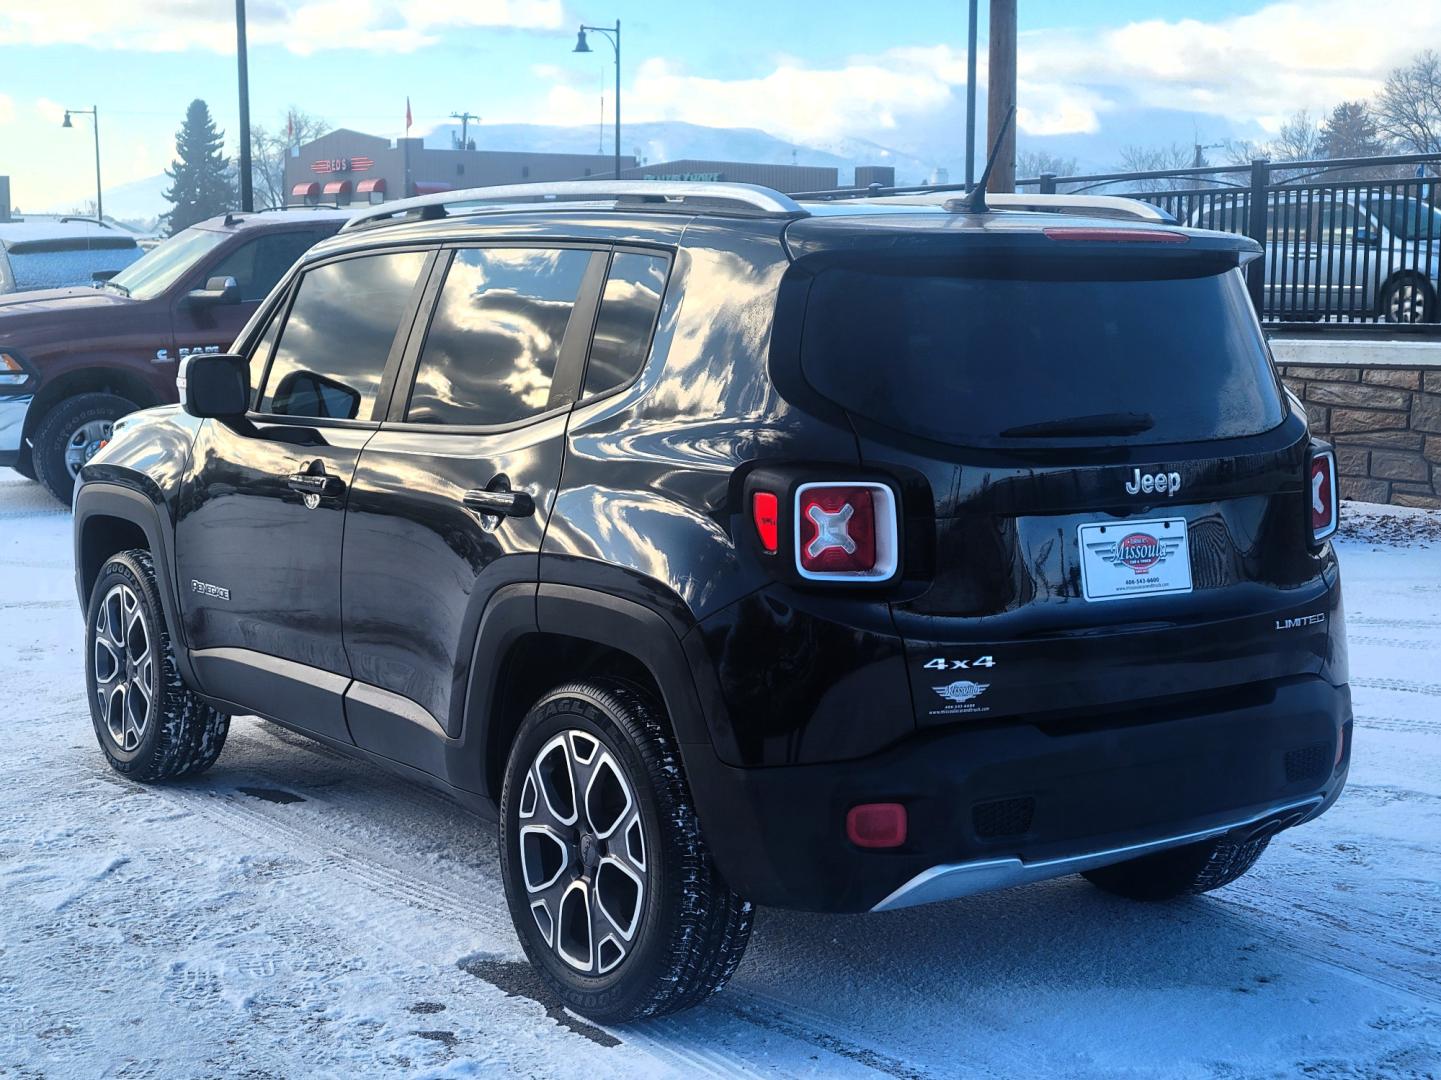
left=683, top=675, right=1351, bottom=913
left=0, top=393, right=32, bottom=465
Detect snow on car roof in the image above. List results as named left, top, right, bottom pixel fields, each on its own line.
left=0, top=219, right=137, bottom=246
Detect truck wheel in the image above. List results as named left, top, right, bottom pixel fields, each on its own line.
left=31, top=392, right=138, bottom=504
left=1081, top=834, right=1270, bottom=901
left=499, top=679, right=753, bottom=1023
left=85, top=549, right=230, bottom=782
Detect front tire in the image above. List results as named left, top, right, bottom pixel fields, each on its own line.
left=1081, top=834, right=1270, bottom=901
left=85, top=549, right=229, bottom=782
left=32, top=391, right=138, bottom=504
left=499, top=679, right=752, bottom=1023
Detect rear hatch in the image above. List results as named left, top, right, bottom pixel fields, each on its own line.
left=781, top=211, right=1335, bottom=727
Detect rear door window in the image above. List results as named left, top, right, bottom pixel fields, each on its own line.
left=259, top=251, right=428, bottom=420
left=582, top=252, right=669, bottom=399
left=405, top=247, right=593, bottom=427
left=800, top=264, right=1284, bottom=447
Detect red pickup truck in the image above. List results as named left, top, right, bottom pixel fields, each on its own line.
left=0, top=209, right=350, bottom=501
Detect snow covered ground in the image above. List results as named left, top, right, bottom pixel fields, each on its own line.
left=1, top=470, right=1438, bottom=1079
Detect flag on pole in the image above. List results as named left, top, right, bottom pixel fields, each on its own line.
left=405, top=97, right=413, bottom=134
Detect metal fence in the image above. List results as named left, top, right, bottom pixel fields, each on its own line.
left=1019, top=153, right=1441, bottom=330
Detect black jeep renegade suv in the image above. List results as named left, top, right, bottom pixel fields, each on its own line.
left=72, top=181, right=1351, bottom=1023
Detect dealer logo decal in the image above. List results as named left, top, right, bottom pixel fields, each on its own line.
left=933, top=680, right=989, bottom=705
left=1117, top=532, right=1163, bottom=572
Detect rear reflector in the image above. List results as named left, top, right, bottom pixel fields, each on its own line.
left=1042, top=226, right=1188, bottom=244
left=846, top=803, right=907, bottom=849
left=794, top=481, right=899, bottom=581
left=752, top=491, right=780, bottom=553
left=1310, top=449, right=1338, bottom=542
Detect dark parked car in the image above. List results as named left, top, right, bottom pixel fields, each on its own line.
left=0, top=209, right=349, bottom=502
left=0, top=218, right=143, bottom=296
left=71, top=182, right=1351, bottom=1023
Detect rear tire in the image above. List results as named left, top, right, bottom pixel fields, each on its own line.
left=31, top=392, right=137, bottom=504
left=499, top=679, right=753, bottom=1023
left=85, top=549, right=229, bottom=782
left=1379, top=275, right=1436, bottom=324
left=1081, top=834, right=1270, bottom=901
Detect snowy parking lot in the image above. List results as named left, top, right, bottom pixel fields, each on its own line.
left=1, top=470, right=1438, bottom=1079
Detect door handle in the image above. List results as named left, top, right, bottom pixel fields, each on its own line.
left=463, top=488, right=534, bottom=518
left=287, top=472, right=344, bottom=497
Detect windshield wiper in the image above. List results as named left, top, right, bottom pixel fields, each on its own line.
left=1000, top=411, right=1155, bottom=438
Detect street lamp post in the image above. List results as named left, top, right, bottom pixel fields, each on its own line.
left=62, top=107, right=103, bottom=221
left=573, top=20, right=621, bottom=181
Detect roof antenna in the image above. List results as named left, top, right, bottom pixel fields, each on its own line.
left=956, top=103, right=1016, bottom=214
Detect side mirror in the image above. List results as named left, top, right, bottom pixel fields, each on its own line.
left=91, top=268, right=120, bottom=282
left=178, top=353, right=249, bottom=419
left=185, top=275, right=241, bottom=306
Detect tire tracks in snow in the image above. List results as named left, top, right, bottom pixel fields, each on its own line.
left=79, top=740, right=936, bottom=1078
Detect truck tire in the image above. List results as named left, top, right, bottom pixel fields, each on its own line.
left=85, top=549, right=230, bottom=782
left=31, top=391, right=138, bottom=504
left=1081, top=834, right=1270, bottom=901
left=499, top=679, right=753, bottom=1023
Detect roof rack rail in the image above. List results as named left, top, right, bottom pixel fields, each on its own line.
left=340, top=181, right=807, bottom=232
left=789, top=183, right=1174, bottom=224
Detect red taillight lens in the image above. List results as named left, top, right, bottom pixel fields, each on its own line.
left=793, top=481, right=899, bottom=581
left=799, top=486, right=876, bottom=573
left=847, top=803, right=908, bottom=849
left=752, top=491, right=779, bottom=554
left=1311, top=449, right=1338, bottom=542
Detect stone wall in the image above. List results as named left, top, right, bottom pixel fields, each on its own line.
left=1275, top=362, right=1441, bottom=508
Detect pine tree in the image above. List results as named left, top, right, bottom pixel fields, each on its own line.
left=161, top=99, right=236, bottom=235
left=1318, top=102, right=1388, bottom=160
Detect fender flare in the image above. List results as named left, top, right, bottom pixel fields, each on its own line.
left=72, top=480, right=197, bottom=688
left=459, top=582, right=712, bottom=803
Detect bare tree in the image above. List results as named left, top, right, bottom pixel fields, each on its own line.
left=247, top=109, right=331, bottom=209
left=1376, top=49, right=1441, bottom=155
left=1271, top=110, right=1324, bottom=163
left=1111, top=144, right=1195, bottom=191
left=1015, top=149, right=1078, bottom=181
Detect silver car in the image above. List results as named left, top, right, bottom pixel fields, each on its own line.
left=1191, top=192, right=1440, bottom=323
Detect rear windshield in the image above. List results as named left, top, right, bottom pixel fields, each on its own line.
left=800, top=264, right=1284, bottom=446
left=4, top=244, right=141, bottom=292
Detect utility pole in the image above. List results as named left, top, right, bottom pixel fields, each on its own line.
left=235, top=0, right=253, bottom=211
left=965, top=0, right=978, bottom=187
left=450, top=111, right=480, bottom=150
left=985, top=0, right=1017, bottom=193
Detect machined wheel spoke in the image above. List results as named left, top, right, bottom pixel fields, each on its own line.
left=515, top=725, right=652, bottom=978
left=92, top=582, right=152, bottom=753
left=555, top=879, right=594, bottom=972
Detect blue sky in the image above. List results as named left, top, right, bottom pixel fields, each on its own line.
left=1, top=0, right=1435, bottom=213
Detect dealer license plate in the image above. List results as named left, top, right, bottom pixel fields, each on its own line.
left=1078, top=518, right=1192, bottom=602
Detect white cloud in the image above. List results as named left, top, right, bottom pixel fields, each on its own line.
left=1021, top=1, right=1441, bottom=127
left=0, top=0, right=568, bottom=55
left=0, top=94, right=14, bottom=126
left=524, top=0, right=1439, bottom=146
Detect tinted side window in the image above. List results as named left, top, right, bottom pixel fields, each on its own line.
left=582, top=252, right=668, bottom=399
left=247, top=304, right=285, bottom=404
left=406, top=247, right=591, bottom=427
left=210, top=230, right=331, bottom=302
left=259, top=251, right=427, bottom=420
